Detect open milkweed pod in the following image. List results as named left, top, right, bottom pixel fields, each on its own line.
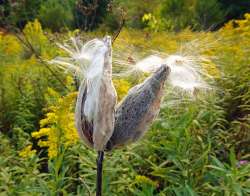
left=75, top=36, right=117, bottom=151
left=106, top=65, right=170, bottom=150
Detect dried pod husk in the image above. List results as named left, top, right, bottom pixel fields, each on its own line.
left=75, top=36, right=117, bottom=151
left=106, top=65, right=170, bottom=150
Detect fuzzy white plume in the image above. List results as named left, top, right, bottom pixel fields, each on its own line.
left=134, top=54, right=209, bottom=93
left=51, top=37, right=211, bottom=100
left=51, top=37, right=109, bottom=121
left=51, top=37, right=107, bottom=80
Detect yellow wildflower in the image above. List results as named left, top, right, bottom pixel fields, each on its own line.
left=135, top=175, right=158, bottom=187
left=113, top=79, right=131, bottom=101
left=221, top=12, right=250, bottom=34
left=244, top=13, right=250, bottom=20
left=23, top=19, right=47, bottom=45
left=142, top=13, right=152, bottom=22
left=31, top=89, right=78, bottom=159
left=201, top=59, right=220, bottom=78
left=32, top=128, right=50, bottom=138
left=39, top=113, right=58, bottom=127
left=37, top=140, right=49, bottom=147
left=1, top=34, right=22, bottom=56
left=19, top=145, right=37, bottom=158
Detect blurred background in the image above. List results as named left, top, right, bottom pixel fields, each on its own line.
left=0, top=0, right=249, bottom=195
left=0, top=0, right=250, bottom=32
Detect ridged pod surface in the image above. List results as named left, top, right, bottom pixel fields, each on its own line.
left=106, top=65, right=170, bottom=150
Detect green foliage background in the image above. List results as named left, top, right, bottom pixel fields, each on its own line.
left=0, top=1, right=250, bottom=195
left=1, top=0, right=250, bottom=31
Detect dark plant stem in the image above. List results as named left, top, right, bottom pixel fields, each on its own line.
left=112, top=8, right=125, bottom=45
left=96, top=151, right=104, bottom=196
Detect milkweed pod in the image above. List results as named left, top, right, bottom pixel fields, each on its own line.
left=106, top=65, right=170, bottom=150
left=75, top=36, right=117, bottom=151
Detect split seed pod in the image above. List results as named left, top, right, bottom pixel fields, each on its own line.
left=52, top=36, right=170, bottom=151
left=75, top=36, right=117, bottom=151
left=106, top=65, right=170, bottom=150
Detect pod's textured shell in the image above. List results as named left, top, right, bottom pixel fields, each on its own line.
left=106, top=65, right=170, bottom=150
left=75, top=36, right=117, bottom=151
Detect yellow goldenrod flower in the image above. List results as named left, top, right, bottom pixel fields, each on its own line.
left=31, top=88, right=78, bottom=159
left=135, top=175, right=158, bottom=187
left=113, top=79, right=131, bottom=101
left=142, top=13, right=152, bottom=22
left=201, top=59, right=220, bottom=78
left=23, top=19, right=47, bottom=45
left=1, top=35, right=22, bottom=56
left=19, top=145, right=37, bottom=158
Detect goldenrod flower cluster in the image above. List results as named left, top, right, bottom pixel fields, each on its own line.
left=201, top=59, right=220, bottom=78
left=19, top=145, right=37, bottom=158
left=135, top=175, right=158, bottom=187
left=23, top=19, right=47, bottom=47
left=222, top=13, right=250, bottom=34
left=113, top=79, right=131, bottom=101
left=218, top=13, right=250, bottom=68
left=32, top=88, right=78, bottom=158
left=0, top=34, right=22, bottom=56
